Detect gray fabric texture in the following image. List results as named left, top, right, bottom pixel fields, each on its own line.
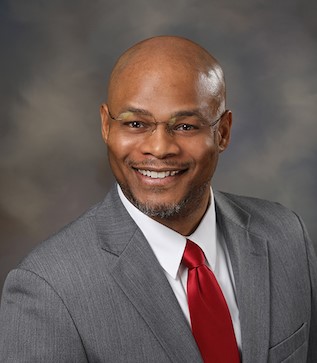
left=0, top=186, right=316, bottom=362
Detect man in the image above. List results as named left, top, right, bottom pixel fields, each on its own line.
left=0, top=36, right=316, bottom=362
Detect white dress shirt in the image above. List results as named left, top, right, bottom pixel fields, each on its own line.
left=118, top=185, right=241, bottom=349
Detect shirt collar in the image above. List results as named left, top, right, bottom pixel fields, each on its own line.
left=117, top=185, right=217, bottom=279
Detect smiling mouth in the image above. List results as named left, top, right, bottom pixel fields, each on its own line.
left=137, top=169, right=182, bottom=179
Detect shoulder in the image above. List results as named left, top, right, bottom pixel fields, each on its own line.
left=214, top=191, right=316, bottom=286
left=16, top=186, right=124, bottom=283
left=215, top=190, right=298, bottom=219
left=216, top=190, right=291, bottom=214
left=15, top=202, right=100, bottom=280
left=214, top=190, right=307, bottom=240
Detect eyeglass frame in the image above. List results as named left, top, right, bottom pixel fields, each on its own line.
left=106, top=107, right=227, bottom=136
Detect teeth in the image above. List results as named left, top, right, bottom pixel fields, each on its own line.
left=137, top=169, right=180, bottom=179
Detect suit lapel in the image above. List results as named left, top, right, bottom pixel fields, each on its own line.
left=96, top=187, right=270, bottom=362
left=95, top=187, right=202, bottom=363
left=215, top=192, right=270, bottom=363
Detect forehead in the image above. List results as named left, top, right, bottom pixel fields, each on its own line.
left=115, top=57, right=199, bottom=85
left=108, top=60, right=220, bottom=115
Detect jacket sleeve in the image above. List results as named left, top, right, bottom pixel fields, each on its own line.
left=0, top=268, right=88, bottom=362
left=297, top=215, right=317, bottom=363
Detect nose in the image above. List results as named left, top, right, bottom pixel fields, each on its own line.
left=139, top=124, right=181, bottom=159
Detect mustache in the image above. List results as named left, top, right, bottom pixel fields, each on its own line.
left=126, top=159, right=191, bottom=169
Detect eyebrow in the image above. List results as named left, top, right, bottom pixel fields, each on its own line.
left=119, top=107, right=153, bottom=116
left=118, top=107, right=208, bottom=122
left=170, top=109, right=206, bottom=120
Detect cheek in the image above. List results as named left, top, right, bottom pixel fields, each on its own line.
left=107, top=132, right=137, bottom=162
left=186, top=137, right=217, bottom=162
left=185, top=140, right=219, bottom=179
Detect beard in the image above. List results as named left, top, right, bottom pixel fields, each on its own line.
left=119, top=180, right=211, bottom=220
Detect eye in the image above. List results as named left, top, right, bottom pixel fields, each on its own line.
left=174, top=123, right=197, bottom=131
left=127, top=121, right=144, bottom=128
left=121, top=120, right=152, bottom=133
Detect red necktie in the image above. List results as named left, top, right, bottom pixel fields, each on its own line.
left=182, top=239, right=240, bottom=363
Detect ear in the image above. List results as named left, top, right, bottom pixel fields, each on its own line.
left=217, top=110, right=232, bottom=152
left=100, top=103, right=110, bottom=144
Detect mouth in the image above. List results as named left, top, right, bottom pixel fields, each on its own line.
left=136, top=169, right=183, bottom=179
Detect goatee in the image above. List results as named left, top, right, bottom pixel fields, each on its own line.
left=119, top=181, right=210, bottom=220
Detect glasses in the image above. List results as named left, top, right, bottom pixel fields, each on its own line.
left=107, top=108, right=225, bottom=137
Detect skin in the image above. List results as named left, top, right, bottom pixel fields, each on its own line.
left=100, top=36, right=232, bottom=236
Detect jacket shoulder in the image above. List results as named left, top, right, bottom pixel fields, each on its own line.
left=216, top=190, right=296, bottom=217
left=17, top=201, right=101, bottom=272
left=214, top=190, right=306, bottom=239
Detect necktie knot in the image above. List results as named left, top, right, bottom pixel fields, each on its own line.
left=182, top=239, right=205, bottom=269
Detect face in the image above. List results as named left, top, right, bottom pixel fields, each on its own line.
left=101, top=62, right=231, bottom=222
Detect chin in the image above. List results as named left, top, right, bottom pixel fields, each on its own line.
left=130, top=198, right=185, bottom=219
left=120, top=181, right=210, bottom=220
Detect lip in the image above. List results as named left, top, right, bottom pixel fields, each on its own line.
left=137, top=169, right=181, bottom=178
left=133, top=167, right=187, bottom=185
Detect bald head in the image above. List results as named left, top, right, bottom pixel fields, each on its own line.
left=107, top=36, right=226, bottom=115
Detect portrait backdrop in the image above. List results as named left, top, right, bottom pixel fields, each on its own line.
left=0, top=0, right=316, bottom=293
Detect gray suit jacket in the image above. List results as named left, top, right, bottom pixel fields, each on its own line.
left=0, top=187, right=316, bottom=362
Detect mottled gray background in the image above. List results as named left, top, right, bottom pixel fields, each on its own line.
left=1, top=0, right=316, bottom=294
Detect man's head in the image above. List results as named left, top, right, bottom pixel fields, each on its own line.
left=100, top=36, right=232, bottom=234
